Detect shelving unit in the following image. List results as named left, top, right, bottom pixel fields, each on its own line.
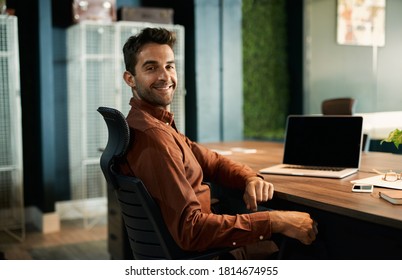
left=0, top=15, right=25, bottom=241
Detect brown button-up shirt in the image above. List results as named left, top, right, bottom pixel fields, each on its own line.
left=118, top=98, right=272, bottom=251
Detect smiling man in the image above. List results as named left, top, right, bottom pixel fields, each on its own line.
left=123, top=41, right=176, bottom=108
left=118, top=27, right=317, bottom=259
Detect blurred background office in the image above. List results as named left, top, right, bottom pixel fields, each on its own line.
left=1, top=0, right=401, bottom=251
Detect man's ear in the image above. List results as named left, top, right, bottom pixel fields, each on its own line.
left=123, top=71, right=136, bottom=88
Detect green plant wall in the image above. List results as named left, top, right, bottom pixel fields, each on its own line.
left=242, top=0, right=289, bottom=140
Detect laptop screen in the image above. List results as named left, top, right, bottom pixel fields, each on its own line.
left=283, top=115, right=363, bottom=168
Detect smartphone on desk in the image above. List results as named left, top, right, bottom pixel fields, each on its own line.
left=352, top=184, right=373, bottom=193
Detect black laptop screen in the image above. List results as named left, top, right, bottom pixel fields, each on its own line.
left=283, top=116, right=363, bottom=168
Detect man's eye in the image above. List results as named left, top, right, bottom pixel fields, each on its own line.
left=146, top=66, right=155, bottom=71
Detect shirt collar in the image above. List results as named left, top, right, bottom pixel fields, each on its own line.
left=130, top=98, right=175, bottom=126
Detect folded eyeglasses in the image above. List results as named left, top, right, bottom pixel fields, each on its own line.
left=382, top=170, right=402, bottom=182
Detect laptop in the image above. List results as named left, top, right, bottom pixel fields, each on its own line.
left=259, top=115, right=363, bottom=179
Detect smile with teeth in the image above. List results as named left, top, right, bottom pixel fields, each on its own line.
left=154, top=84, right=174, bottom=90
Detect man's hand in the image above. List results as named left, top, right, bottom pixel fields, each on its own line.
left=243, top=177, right=274, bottom=212
left=270, top=211, right=318, bottom=245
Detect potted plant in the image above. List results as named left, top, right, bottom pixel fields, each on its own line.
left=381, top=129, right=402, bottom=149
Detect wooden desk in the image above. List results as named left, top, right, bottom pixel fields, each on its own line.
left=203, top=141, right=402, bottom=259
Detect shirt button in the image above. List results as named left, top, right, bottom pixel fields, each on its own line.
left=232, top=242, right=236, bottom=246
left=259, top=235, right=264, bottom=240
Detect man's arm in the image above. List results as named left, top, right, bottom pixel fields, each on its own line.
left=189, top=140, right=275, bottom=211
left=189, top=140, right=261, bottom=190
left=188, top=140, right=318, bottom=244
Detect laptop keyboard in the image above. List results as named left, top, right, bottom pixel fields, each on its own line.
left=283, top=165, right=345, bottom=172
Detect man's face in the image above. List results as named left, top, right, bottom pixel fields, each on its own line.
left=132, top=43, right=177, bottom=109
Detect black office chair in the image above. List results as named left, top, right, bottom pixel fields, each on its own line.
left=321, top=98, right=370, bottom=151
left=97, top=106, right=233, bottom=259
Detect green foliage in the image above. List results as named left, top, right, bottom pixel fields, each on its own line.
left=242, top=0, right=289, bottom=140
left=381, top=129, right=402, bottom=149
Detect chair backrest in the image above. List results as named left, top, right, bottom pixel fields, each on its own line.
left=97, top=106, right=230, bottom=259
left=321, top=98, right=370, bottom=151
left=321, top=98, right=356, bottom=115
left=98, top=107, right=130, bottom=188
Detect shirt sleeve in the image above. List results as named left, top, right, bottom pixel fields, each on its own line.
left=187, top=138, right=261, bottom=190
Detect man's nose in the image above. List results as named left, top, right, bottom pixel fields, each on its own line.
left=157, top=68, right=169, bottom=80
